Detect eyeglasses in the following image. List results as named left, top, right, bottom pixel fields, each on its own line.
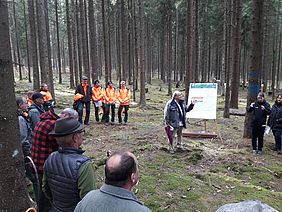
left=76, top=130, right=85, bottom=135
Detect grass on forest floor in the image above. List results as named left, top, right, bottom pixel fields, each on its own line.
left=15, top=79, right=282, bottom=211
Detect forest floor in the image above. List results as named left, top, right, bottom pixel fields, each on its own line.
left=15, top=79, right=282, bottom=212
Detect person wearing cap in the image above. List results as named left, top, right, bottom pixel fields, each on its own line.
left=74, top=150, right=151, bottom=212
left=28, top=92, right=45, bottom=130
left=104, top=81, right=117, bottom=125
left=164, top=91, right=196, bottom=153
left=117, top=81, right=131, bottom=125
left=31, top=108, right=79, bottom=211
left=40, top=83, right=55, bottom=111
left=43, top=117, right=96, bottom=212
left=92, top=79, right=105, bottom=122
left=75, top=76, right=92, bottom=125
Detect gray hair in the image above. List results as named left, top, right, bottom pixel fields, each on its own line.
left=172, top=91, right=182, bottom=99
left=61, top=108, right=78, bottom=119
left=16, top=96, right=26, bottom=108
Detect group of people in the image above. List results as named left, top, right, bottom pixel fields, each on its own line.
left=74, top=76, right=131, bottom=126
left=17, top=90, right=150, bottom=211
left=248, top=92, right=282, bottom=155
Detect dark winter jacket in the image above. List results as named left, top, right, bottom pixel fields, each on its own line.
left=165, top=99, right=194, bottom=128
left=75, top=83, right=92, bottom=103
left=268, top=104, right=282, bottom=131
left=247, top=100, right=271, bottom=127
left=44, top=148, right=90, bottom=212
left=28, top=103, right=45, bottom=130
left=18, top=111, right=32, bottom=156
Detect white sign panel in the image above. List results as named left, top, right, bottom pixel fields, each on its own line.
left=187, top=83, right=217, bottom=119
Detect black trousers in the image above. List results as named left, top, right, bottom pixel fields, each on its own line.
left=118, top=105, right=129, bottom=123
left=94, top=103, right=105, bottom=122
left=251, top=125, right=265, bottom=151
left=105, top=103, right=115, bottom=123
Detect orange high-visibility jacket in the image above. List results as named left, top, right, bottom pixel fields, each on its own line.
left=118, top=87, right=131, bottom=106
left=92, top=86, right=104, bottom=102
left=104, top=87, right=117, bottom=104
left=40, top=91, right=53, bottom=102
left=27, top=99, right=33, bottom=107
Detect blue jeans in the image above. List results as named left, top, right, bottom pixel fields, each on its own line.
left=78, top=101, right=91, bottom=124
left=274, top=130, right=282, bottom=151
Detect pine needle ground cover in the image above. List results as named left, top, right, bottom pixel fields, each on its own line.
left=15, top=79, right=282, bottom=211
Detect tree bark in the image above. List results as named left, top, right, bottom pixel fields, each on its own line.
left=23, top=0, right=31, bottom=83
left=243, top=0, right=264, bottom=138
left=28, top=0, right=40, bottom=90
left=13, top=0, right=22, bottom=80
left=185, top=0, right=193, bottom=102
left=66, top=0, right=75, bottom=88
left=102, top=0, right=109, bottom=83
left=55, top=0, right=62, bottom=84
left=89, top=0, right=98, bottom=82
left=0, top=1, right=31, bottom=209
left=138, top=0, right=145, bottom=107
left=230, top=0, right=242, bottom=109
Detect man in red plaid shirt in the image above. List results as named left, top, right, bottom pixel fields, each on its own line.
left=31, top=108, right=78, bottom=211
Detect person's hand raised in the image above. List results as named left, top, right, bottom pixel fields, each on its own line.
left=191, top=99, right=197, bottom=104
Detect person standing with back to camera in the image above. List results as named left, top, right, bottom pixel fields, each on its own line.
left=247, top=92, right=271, bottom=155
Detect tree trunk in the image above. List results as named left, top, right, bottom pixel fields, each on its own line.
left=80, top=0, right=90, bottom=78
left=37, top=0, right=49, bottom=86
left=107, top=0, right=112, bottom=81
left=133, top=0, right=138, bottom=101
left=23, top=0, right=31, bottom=82
left=55, top=0, right=62, bottom=84
left=66, top=0, right=75, bottom=88
left=102, top=0, right=109, bottom=83
left=138, top=0, right=146, bottom=107
left=76, top=0, right=83, bottom=81
left=71, top=0, right=79, bottom=85
left=160, top=3, right=166, bottom=82
left=121, top=0, right=127, bottom=81
left=0, top=1, right=31, bottom=209
left=28, top=0, right=40, bottom=90
left=167, top=1, right=172, bottom=97
left=44, top=0, right=55, bottom=98
left=13, top=0, right=22, bottom=80
left=243, top=0, right=264, bottom=138
left=185, top=0, right=193, bottom=102
left=89, top=0, right=98, bottom=82
left=230, top=0, right=242, bottom=109
left=223, top=0, right=232, bottom=118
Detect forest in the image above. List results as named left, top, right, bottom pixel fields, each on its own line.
left=0, top=0, right=282, bottom=211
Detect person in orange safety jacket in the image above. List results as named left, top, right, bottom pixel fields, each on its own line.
left=92, top=79, right=105, bottom=122
left=117, top=81, right=131, bottom=125
left=40, top=83, right=55, bottom=111
left=104, top=81, right=117, bottom=125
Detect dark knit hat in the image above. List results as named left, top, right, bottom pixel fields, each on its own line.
left=32, top=92, right=44, bottom=101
